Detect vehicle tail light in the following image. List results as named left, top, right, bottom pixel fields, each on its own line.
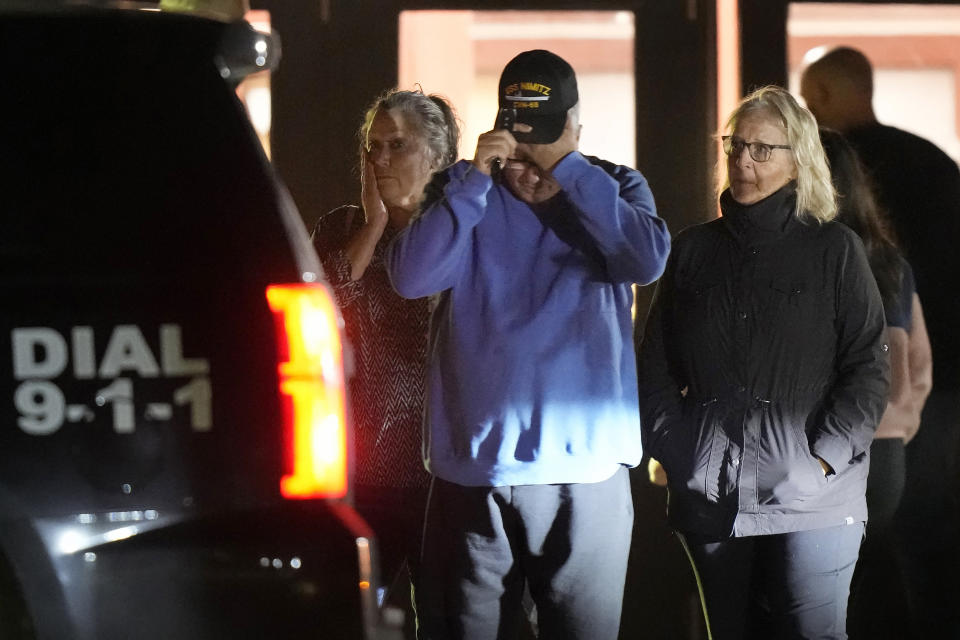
left=266, top=283, right=348, bottom=499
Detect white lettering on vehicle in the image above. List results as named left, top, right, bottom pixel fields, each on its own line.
left=10, top=324, right=212, bottom=435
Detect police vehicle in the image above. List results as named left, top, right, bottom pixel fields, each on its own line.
left=0, top=4, right=391, bottom=638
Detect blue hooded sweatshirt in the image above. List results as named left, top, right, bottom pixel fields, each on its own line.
left=385, top=151, right=670, bottom=487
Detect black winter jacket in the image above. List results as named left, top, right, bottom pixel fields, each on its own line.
left=637, top=184, right=890, bottom=537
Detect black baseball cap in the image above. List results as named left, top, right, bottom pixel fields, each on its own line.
left=498, top=49, right=579, bottom=144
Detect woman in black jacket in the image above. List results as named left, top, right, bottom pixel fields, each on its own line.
left=637, top=86, right=890, bottom=639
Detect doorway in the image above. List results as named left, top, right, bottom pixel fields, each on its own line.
left=399, top=10, right=636, bottom=167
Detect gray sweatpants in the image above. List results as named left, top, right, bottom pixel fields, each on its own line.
left=415, top=466, right=634, bottom=640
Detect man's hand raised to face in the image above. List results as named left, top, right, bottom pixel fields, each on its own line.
left=471, top=128, right=518, bottom=177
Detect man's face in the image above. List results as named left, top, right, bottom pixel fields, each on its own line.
left=501, top=110, right=579, bottom=205
left=501, top=157, right=562, bottom=205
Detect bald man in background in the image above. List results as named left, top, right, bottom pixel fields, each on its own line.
left=802, top=46, right=960, bottom=639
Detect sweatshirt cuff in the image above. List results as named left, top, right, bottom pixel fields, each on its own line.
left=550, top=150, right=590, bottom=186
left=456, top=160, right=495, bottom=195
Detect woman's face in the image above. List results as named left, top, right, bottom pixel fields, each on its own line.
left=727, top=111, right=797, bottom=206
left=366, top=109, right=435, bottom=210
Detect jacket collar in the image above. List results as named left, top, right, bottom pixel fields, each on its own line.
left=720, top=181, right=798, bottom=246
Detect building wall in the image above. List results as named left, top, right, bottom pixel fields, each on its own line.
left=257, top=0, right=718, bottom=242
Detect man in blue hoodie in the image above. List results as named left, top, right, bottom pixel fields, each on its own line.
left=386, top=50, right=671, bottom=639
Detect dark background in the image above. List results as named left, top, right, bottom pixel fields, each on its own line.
left=256, top=0, right=958, bottom=237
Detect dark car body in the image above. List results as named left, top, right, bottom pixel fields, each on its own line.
left=0, top=6, right=388, bottom=638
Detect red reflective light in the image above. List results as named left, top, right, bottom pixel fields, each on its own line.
left=266, top=284, right=348, bottom=499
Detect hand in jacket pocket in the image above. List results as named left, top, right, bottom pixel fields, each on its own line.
left=817, top=457, right=834, bottom=476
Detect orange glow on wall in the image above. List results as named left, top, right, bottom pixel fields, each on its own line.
left=716, top=0, right=740, bottom=210
left=717, top=0, right=741, bottom=133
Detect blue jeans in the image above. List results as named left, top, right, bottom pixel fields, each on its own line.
left=680, top=522, right=864, bottom=639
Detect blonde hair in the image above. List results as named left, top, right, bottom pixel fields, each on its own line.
left=721, top=86, right=837, bottom=223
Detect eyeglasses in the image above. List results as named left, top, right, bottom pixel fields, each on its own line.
left=722, top=136, right=792, bottom=163
left=503, top=158, right=536, bottom=172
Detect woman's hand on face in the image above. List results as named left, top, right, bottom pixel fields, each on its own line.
left=344, top=153, right=390, bottom=282
left=361, top=152, right=389, bottom=227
